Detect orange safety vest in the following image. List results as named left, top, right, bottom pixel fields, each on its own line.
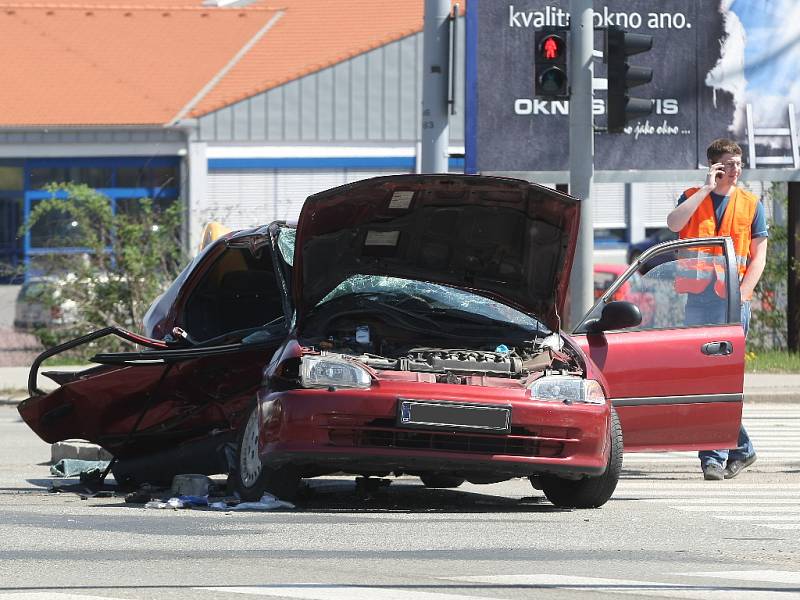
left=674, top=186, right=757, bottom=298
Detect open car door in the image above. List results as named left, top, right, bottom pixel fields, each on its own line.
left=18, top=224, right=294, bottom=484
left=571, top=237, right=744, bottom=452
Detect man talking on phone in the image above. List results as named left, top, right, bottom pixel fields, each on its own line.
left=666, top=138, right=768, bottom=481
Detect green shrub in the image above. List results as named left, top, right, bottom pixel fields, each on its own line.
left=22, top=183, right=186, bottom=357
left=749, top=182, right=797, bottom=351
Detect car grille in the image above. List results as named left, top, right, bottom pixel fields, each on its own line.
left=324, top=419, right=576, bottom=458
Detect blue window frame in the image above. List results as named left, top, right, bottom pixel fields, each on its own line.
left=11, top=156, right=181, bottom=279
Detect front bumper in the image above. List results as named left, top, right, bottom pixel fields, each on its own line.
left=257, top=380, right=610, bottom=479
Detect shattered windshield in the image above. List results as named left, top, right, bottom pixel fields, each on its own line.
left=278, top=227, right=295, bottom=266
left=318, top=275, right=550, bottom=334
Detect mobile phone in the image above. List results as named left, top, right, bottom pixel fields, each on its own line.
left=715, top=171, right=723, bottom=180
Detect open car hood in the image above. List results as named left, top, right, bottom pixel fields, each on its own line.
left=293, top=174, right=580, bottom=331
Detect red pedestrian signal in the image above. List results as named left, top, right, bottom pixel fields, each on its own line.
left=534, top=30, right=568, bottom=98
left=541, top=35, right=563, bottom=61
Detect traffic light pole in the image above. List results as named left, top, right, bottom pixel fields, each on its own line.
left=568, top=0, right=594, bottom=327
left=420, top=0, right=451, bottom=173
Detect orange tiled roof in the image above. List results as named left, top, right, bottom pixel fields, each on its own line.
left=0, top=0, right=426, bottom=127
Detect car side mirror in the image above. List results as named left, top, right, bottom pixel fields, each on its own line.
left=585, top=301, right=642, bottom=334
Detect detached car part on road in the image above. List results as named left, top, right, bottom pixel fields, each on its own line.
left=18, top=175, right=747, bottom=509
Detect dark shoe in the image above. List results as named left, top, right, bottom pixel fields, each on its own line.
left=724, top=454, right=757, bottom=479
left=702, top=464, right=725, bottom=481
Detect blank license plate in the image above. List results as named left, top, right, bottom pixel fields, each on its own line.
left=397, top=400, right=511, bottom=433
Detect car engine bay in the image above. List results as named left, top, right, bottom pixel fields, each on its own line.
left=302, top=316, right=581, bottom=384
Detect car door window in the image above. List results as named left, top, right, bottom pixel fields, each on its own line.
left=184, top=246, right=284, bottom=341
left=577, top=238, right=739, bottom=333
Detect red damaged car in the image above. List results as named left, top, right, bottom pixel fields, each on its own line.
left=19, top=175, right=746, bottom=508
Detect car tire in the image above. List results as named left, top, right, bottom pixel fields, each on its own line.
left=232, top=404, right=301, bottom=502
left=537, top=408, right=623, bottom=509
left=419, top=474, right=465, bottom=488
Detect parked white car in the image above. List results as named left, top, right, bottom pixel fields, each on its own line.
left=13, top=279, right=78, bottom=330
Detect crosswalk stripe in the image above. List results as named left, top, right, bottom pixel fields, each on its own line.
left=616, top=484, right=800, bottom=489
left=0, top=594, right=125, bottom=600
left=717, top=515, right=800, bottom=521
left=617, top=497, right=799, bottom=501
left=676, top=506, right=800, bottom=513
left=616, top=490, right=800, bottom=495
left=442, top=574, right=797, bottom=599
left=196, top=586, right=500, bottom=600
left=623, top=457, right=796, bottom=462
left=616, top=489, right=799, bottom=493
left=615, top=496, right=799, bottom=502
left=633, top=498, right=799, bottom=504
left=762, top=524, right=800, bottom=530
left=657, top=450, right=798, bottom=454
left=675, top=571, right=800, bottom=584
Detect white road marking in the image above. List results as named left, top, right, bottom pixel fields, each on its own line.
left=616, top=491, right=800, bottom=495
left=677, top=570, right=800, bottom=584
left=676, top=506, right=800, bottom=513
left=196, top=586, right=501, bottom=600
left=0, top=595, right=127, bottom=600
left=717, top=515, right=800, bottom=521
left=443, top=574, right=798, bottom=599
left=624, top=453, right=800, bottom=461
left=616, top=486, right=800, bottom=491
left=615, top=478, right=800, bottom=531
left=643, top=498, right=798, bottom=504
left=621, top=407, right=800, bottom=469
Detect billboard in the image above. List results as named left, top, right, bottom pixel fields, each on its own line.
left=466, top=0, right=800, bottom=173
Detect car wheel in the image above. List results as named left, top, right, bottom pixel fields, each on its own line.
left=232, top=405, right=301, bottom=502
left=537, top=408, right=623, bottom=509
left=419, top=474, right=465, bottom=488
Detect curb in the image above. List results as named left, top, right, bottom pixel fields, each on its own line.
left=50, top=439, right=113, bottom=463
left=0, top=395, right=26, bottom=407
left=744, top=392, right=800, bottom=404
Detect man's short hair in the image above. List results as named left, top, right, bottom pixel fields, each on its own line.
left=707, top=138, right=743, bottom=163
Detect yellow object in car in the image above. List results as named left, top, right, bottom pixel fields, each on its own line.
left=198, top=222, right=231, bottom=251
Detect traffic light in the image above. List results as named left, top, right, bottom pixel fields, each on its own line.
left=534, top=29, right=568, bottom=98
left=605, top=26, right=653, bottom=133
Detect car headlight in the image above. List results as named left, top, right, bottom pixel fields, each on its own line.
left=300, top=354, right=372, bottom=389
left=529, top=376, right=606, bottom=405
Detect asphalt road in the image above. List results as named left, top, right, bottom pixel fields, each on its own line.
left=1, top=403, right=799, bottom=600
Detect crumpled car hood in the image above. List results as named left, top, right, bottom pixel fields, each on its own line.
left=293, top=174, right=580, bottom=331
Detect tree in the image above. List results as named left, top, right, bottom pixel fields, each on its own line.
left=22, top=183, right=186, bottom=355
left=749, top=182, right=796, bottom=351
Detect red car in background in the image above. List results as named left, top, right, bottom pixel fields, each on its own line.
left=594, top=263, right=655, bottom=327
left=18, top=175, right=746, bottom=509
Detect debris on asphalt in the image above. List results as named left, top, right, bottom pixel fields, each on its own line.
left=50, top=458, right=111, bottom=478
left=79, top=490, right=114, bottom=500
left=143, top=493, right=294, bottom=511
left=171, top=474, right=212, bottom=497
left=145, top=497, right=185, bottom=509
left=124, top=485, right=159, bottom=504
left=219, top=494, right=295, bottom=511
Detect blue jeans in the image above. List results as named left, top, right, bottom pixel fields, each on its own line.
left=684, top=288, right=755, bottom=468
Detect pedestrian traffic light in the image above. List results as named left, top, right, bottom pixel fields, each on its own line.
left=605, top=26, right=653, bottom=133
left=535, top=29, right=568, bottom=98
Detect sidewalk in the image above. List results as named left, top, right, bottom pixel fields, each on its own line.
left=1, top=365, right=798, bottom=404
left=0, top=365, right=87, bottom=403
left=741, top=373, right=800, bottom=404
